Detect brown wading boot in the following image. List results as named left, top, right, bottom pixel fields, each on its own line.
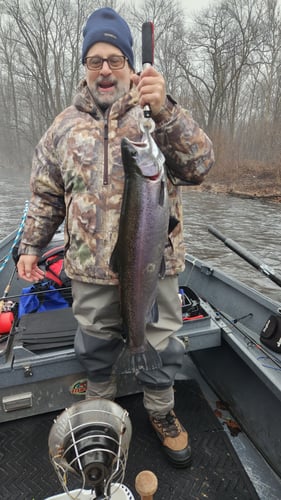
left=150, top=410, right=192, bottom=468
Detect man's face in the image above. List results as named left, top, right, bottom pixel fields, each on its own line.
left=85, top=42, right=134, bottom=111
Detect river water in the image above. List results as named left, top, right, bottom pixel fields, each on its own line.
left=0, top=168, right=280, bottom=301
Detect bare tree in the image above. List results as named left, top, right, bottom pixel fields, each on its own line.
left=239, top=0, right=281, bottom=161
left=0, top=0, right=135, bottom=165
left=0, top=0, right=280, bottom=179
left=0, top=18, right=21, bottom=165
left=128, top=0, right=186, bottom=89
left=171, top=0, right=267, bottom=134
left=0, top=0, right=94, bottom=163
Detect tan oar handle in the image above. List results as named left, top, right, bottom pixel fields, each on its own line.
left=135, top=470, right=158, bottom=500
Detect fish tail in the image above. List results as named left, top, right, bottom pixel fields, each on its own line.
left=115, top=342, right=162, bottom=375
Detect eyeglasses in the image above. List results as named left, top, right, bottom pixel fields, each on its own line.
left=84, top=55, right=128, bottom=71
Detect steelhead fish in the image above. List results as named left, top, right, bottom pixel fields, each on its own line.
left=110, top=132, right=169, bottom=374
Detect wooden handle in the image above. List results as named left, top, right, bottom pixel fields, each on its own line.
left=135, top=470, right=158, bottom=500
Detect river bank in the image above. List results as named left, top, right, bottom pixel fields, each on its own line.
left=198, top=160, right=281, bottom=203
left=201, top=181, right=281, bottom=203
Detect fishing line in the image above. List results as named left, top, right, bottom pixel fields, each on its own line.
left=0, top=200, right=29, bottom=273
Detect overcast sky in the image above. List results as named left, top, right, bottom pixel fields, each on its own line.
left=179, top=0, right=213, bottom=15
left=136, top=0, right=281, bottom=16
left=182, top=0, right=281, bottom=14
left=133, top=0, right=214, bottom=14
left=180, top=0, right=281, bottom=13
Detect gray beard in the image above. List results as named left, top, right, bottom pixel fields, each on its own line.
left=87, top=79, right=131, bottom=112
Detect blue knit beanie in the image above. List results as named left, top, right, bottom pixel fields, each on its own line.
left=82, top=8, right=134, bottom=69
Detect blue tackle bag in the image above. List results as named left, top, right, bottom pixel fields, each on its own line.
left=18, top=281, right=69, bottom=319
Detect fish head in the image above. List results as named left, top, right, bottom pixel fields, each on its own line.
left=121, top=135, right=165, bottom=180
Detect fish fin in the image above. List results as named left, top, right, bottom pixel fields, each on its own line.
left=114, top=341, right=162, bottom=375
left=168, top=215, right=179, bottom=234
left=159, top=178, right=165, bottom=206
left=159, top=256, right=166, bottom=279
left=165, top=216, right=180, bottom=253
left=147, top=300, right=159, bottom=324
left=165, top=216, right=179, bottom=253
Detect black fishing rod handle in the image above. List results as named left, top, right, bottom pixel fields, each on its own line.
left=142, top=21, right=154, bottom=66
left=142, top=21, right=154, bottom=118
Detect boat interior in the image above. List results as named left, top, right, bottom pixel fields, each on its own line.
left=1, top=229, right=281, bottom=498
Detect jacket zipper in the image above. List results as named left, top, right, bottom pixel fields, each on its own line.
left=103, top=114, right=109, bottom=185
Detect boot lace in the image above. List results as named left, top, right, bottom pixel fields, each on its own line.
left=153, top=412, right=180, bottom=438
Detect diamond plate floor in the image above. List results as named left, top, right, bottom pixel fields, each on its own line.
left=0, top=380, right=259, bottom=500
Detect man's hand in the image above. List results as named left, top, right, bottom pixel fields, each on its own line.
left=17, top=255, right=45, bottom=282
left=131, top=66, right=166, bottom=116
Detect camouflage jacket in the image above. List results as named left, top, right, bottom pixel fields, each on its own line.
left=19, top=80, right=214, bottom=284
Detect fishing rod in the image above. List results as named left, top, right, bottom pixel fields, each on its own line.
left=141, top=21, right=154, bottom=119
left=214, top=307, right=281, bottom=370
left=0, top=285, right=72, bottom=302
left=0, top=266, right=17, bottom=313
left=0, top=201, right=29, bottom=315
left=0, top=200, right=29, bottom=273
left=208, top=225, right=281, bottom=288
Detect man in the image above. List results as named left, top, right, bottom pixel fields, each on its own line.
left=17, top=7, right=214, bottom=468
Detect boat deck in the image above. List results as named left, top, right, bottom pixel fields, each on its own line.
left=1, top=318, right=281, bottom=499
left=0, top=368, right=266, bottom=500
left=1, top=236, right=281, bottom=498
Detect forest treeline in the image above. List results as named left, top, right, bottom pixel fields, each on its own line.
left=0, top=0, right=280, bottom=191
